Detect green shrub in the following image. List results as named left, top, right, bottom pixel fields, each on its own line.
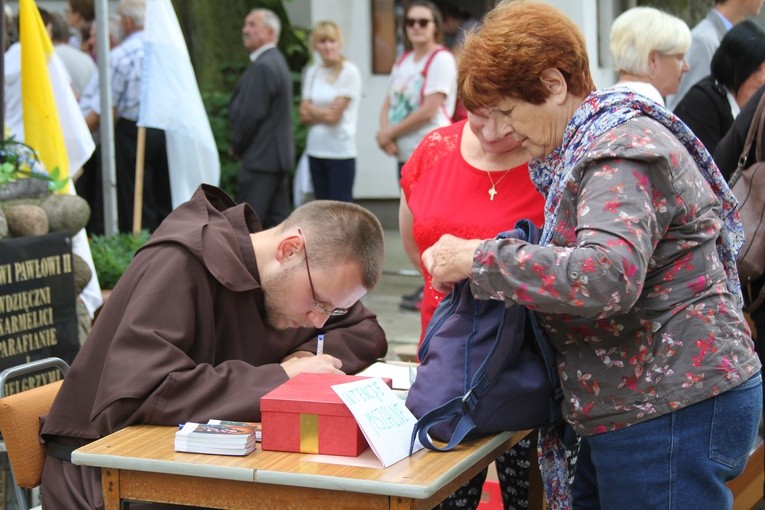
left=202, top=90, right=238, bottom=198
left=202, top=81, right=308, bottom=202
left=89, top=231, right=150, bottom=289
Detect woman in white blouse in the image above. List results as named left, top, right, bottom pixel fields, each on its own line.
left=299, top=21, right=361, bottom=202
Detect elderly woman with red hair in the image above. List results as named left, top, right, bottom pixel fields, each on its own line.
left=421, top=2, right=762, bottom=509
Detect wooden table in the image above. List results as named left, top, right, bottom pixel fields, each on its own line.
left=72, top=425, right=542, bottom=509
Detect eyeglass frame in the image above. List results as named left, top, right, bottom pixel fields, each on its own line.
left=298, top=229, right=348, bottom=316
left=405, top=17, right=433, bottom=28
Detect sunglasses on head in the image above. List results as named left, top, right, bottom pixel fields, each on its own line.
left=405, top=18, right=433, bottom=28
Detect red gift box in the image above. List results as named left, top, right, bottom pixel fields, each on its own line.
left=260, top=373, right=390, bottom=457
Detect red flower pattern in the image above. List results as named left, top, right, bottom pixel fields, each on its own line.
left=469, top=115, right=759, bottom=435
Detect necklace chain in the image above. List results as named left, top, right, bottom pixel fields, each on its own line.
left=486, top=169, right=513, bottom=201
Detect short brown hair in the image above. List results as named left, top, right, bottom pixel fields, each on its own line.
left=458, top=0, right=595, bottom=110
left=280, top=201, right=385, bottom=290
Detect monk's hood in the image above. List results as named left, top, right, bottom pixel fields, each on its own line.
left=138, top=184, right=262, bottom=292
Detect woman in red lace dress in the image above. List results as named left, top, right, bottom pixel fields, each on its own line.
left=399, top=114, right=545, bottom=509
left=400, top=119, right=545, bottom=345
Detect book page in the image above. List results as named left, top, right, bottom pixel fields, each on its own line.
left=356, top=361, right=417, bottom=390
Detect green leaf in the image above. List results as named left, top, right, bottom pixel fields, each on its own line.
left=89, top=231, right=151, bottom=289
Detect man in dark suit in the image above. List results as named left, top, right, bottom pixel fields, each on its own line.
left=229, top=8, right=295, bottom=228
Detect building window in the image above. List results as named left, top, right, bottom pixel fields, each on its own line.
left=371, top=1, right=494, bottom=74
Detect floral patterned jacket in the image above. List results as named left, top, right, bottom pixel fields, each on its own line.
left=471, top=116, right=761, bottom=436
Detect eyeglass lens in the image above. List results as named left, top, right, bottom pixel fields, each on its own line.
left=298, top=229, right=348, bottom=316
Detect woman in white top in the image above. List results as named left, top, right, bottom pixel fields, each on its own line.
left=299, top=21, right=361, bottom=202
left=376, top=0, right=457, bottom=180
left=610, top=6, right=691, bottom=106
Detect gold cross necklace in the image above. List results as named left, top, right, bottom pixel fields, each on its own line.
left=486, top=169, right=512, bottom=200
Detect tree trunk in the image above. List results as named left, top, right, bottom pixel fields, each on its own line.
left=168, top=0, right=309, bottom=198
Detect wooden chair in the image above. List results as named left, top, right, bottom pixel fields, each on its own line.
left=0, top=357, right=69, bottom=510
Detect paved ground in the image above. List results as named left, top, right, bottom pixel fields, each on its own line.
left=360, top=229, right=422, bottom=361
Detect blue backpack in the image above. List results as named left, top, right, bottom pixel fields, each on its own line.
left=406, top=219, right=563, bottom=452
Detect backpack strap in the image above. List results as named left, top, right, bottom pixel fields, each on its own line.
left=747, top=284, right=765, bottom=312
left=755, top=94, right=765, bottom=164
left=393, top=50, right=411, bottom=69
left=419, top=45, right=448, bottom=104
left=395, top=45, right=453, bottom=121
left=508, top=221, right=562, bottom=417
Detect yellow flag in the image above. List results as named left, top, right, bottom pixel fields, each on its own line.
left=20, top=0, right=69, bottom=193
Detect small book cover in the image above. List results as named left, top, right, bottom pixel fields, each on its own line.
left=174, top=419, right=260, bottom=456
left=207, top=419, right=261, bottom=442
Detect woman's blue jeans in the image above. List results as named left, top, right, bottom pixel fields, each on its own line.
left=572, top=373, right=762, bottom=509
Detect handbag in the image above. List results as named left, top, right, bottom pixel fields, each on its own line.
left=730, top=91, right=765, bottom=312
left=406, top=219, right=562, bottom=452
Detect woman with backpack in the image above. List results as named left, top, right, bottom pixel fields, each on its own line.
left=376, top=0, right=457, bottom=180
left=422, top=3, right=761, bottom=508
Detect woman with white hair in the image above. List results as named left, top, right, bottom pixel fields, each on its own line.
left=610, top=6, right=691, bottom=105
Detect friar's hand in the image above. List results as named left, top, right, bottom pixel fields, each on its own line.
left=281, top=354, right=343, bottom=378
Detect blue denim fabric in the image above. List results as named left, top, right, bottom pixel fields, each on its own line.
left=308, top=157, right=356, bottom=202
left=572, top=373, right=762, bottom=510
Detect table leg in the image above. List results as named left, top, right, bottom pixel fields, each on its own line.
left=390, top=496, right=417, bottom=510
left=102, top=468, right=121, bottom=510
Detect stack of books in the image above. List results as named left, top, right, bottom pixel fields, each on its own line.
left=174, top=419, right=261, bottom=456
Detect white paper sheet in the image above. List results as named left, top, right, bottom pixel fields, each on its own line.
left=332, top=378, right=423, bottom=468
left=356, top=361, right=418, bottom=390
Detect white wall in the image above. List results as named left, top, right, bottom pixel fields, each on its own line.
left=547, top=0, right=617, bottom=89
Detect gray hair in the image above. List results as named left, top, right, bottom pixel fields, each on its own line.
left=118, top=0, right=145, bottom=28
left=109, top=12, right=125, bottom=44
left=250, top=8, right=281, bottom=41
left=610, top=6, right=691, bottom=76
left=50, top=12, right=70, bottom=42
